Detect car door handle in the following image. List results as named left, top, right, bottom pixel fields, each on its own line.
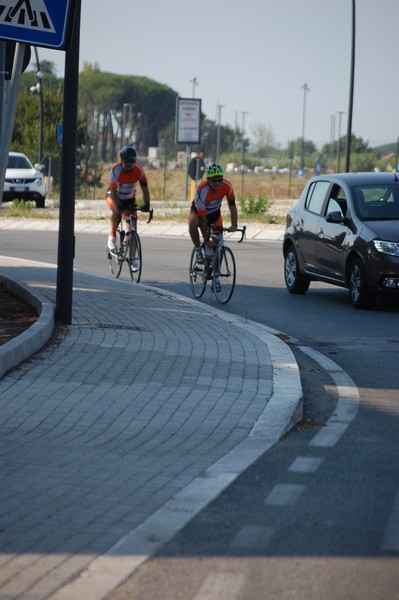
left=318, top=228, right=324, bottom=237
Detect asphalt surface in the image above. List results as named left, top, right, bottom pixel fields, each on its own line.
left=0, top=219, right=302, bottom=600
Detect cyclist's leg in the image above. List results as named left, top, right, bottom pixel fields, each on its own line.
left=129, top=214, right=138, bottom=251
left=189, top=204, right=205, bottom=264
left=106, top=191, right=120, bottom=251
left=106, top=191, right=121, bottom=233
left=209, top=213, right=223, bottom=266
left=189, top=204, right=201, bottom=247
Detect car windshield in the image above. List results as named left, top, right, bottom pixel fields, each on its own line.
left=353, top=185, right=399, bottom=220
left=7, top=155, right=32, bottom=169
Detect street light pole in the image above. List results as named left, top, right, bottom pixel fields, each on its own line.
left=345, top=0, right=355, bottom=172
left=300, top=83, right=310, bottom=172
left=31, top=46, right=43, bottom=162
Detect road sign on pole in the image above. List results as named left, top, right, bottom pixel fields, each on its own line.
left=0, top=0, right=77, bottom=50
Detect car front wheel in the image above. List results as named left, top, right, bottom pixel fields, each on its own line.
left=348, top=258, right=374, bottom=309
left=284, top=246, right=310, bottom=294
left=35, top=195, right=45, bottom=209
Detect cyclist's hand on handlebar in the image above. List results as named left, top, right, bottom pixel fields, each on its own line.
left=141, top=202, right=151, bottom=213
left=228, top=225, right=238, bottom=232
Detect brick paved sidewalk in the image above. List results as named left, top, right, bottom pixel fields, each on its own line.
left=0, top=257, right=301, bottom=600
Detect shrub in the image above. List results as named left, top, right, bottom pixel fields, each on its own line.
left=238, top=193, right=271, bottom=217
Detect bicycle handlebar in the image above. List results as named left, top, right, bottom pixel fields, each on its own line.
left=117, top=205, right=154, bottom=224
left=209, top=225, right=247, bottom=243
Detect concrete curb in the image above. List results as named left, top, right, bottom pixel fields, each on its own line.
left=0, top=275, right=54, bottom=378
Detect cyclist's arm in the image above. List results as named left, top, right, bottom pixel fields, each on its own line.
left=137, top=181, right=149, bottom=210
left=228, top=201, right=238, bottom=231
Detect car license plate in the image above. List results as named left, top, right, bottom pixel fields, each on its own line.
left=11, top=186, right=27, bottom=192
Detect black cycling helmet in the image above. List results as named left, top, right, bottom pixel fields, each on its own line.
left=120, top=146, right=137, bottom=163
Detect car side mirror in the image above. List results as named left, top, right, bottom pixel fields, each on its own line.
left=34, top=163, right=44, bottom=172
left=326, top=210, right=347, bottom=224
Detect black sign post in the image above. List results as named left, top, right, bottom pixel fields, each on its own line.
left=0, top=0, right=79, bottom=325
left=55, top=0, right=81, bottom=324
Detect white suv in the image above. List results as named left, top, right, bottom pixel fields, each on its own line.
left=2, top=151, right=46, bottom=208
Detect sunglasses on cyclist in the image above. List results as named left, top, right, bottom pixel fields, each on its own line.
left=210, top=178, right=223, bottom=184
left=122, top=159, right=135, bottom=165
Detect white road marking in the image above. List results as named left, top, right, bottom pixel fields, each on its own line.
left=230, top=524, right=275, bottom=549
left=289, top=456, right=323, bottom=473
left=264, top=483, right=305, bottom=506
left=193, top=574, right=246, bottom=600
left=298, top=345, right=359, bottom=448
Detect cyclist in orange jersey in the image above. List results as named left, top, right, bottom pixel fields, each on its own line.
left=106, top=146, right=151, bottom=252
left=189, top=163, right=238, bottom=265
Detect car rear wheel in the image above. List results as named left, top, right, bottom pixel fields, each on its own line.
left=348, top=258, right=374, bottom=309
left=284, top=246, right=310, bottom=294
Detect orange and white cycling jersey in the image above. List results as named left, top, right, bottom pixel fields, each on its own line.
left=108, top=162, right=148, bottom=202
left=194, top=179, right=235, bottom=219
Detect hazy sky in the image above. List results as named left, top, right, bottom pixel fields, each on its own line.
left=34, top=0, right=397, bottom=149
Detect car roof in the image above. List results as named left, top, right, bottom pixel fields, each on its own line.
left=310, top=172, right=399, bottom=186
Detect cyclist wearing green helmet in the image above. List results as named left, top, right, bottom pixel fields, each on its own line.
left=189, top=163, right=238, bottom=265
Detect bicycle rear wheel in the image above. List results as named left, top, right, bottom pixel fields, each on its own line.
left=108, top=237, right=123, bottom=278
left=189, top=247, right=207, bottom=298
left=213, top=246, right=236, bottom=304
left=128, top=231, right=142, bottom=282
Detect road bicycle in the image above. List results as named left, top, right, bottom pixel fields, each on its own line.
left=189, top=225, right=246, bottom=304
left=107, top=204, right=153, bottom=283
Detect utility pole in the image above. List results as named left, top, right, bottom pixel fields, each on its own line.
left=300, top=83, right=310, bottom=172
left=215, top=102, right=224, bottom=163
left=190, top=77, right=198, bottom=99
left=336, top=111, right=344, bottom=172
left=240, top=111, right=248, bottom=196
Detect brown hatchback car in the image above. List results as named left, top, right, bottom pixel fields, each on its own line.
left=283, top=172, right=399, bottom=308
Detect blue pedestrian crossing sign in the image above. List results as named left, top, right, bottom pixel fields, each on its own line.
left=0, top=0, right=76, bottom=49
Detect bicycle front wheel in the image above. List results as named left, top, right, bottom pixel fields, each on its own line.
left=108, top=239, right=123, bottom=278
left=128, top=231, right=142, bottom=282
left=189, top=247, right=207, bottom=298
left=213, top=246, right=236, bottom=304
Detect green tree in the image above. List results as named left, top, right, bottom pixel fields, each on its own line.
left=78, top=65, right=177, bottom=161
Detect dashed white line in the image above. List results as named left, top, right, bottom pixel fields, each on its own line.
left=265, top=483, right=305, bottom=506
left=193, top=574, right=246, bottom=600
left=289, top=456, right=323, bottom=473
left=230, top=524, right=275, bottom=549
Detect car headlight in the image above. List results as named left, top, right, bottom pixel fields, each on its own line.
left=373, top=239, right=399, bottom=256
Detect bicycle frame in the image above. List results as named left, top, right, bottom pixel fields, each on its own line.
left=108, top=205, right=153, bottom=282
left=189, top=225, right=246, bottom=304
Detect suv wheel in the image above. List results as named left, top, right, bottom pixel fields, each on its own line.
left=284, top=246, right=310, bottom=294
left=35, top=195, right=45, bottom=209
left=349, top=258, right=374, bottom=309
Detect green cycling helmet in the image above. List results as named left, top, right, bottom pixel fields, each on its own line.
left=206, top=163, right=224, bottom=179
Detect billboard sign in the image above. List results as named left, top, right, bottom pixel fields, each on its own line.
left=176, top=97, right=201, bottom=144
